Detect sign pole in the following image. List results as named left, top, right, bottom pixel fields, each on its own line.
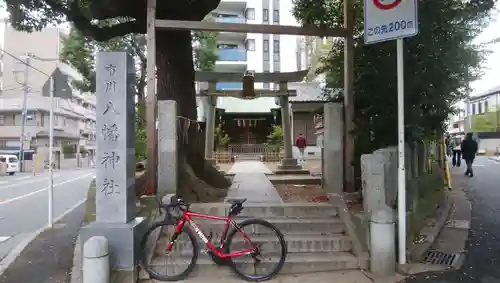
left=396, top=38, right=406, bottom=265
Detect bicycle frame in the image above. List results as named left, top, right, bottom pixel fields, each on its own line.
left=167, top=210, right=256, bottom=259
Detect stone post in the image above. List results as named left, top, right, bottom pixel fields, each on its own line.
left=361, top=152, right=386, bottom=214
left=278, top=82, right=299, bottom=169
left=158, top=100, right=177, bottom=197
left=204, top=82, right=217, bottom=165
left=80, top=52, right=146, bottom=280
left=323, top=103, right=343, bottom=194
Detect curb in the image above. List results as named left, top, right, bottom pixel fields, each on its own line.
left=488, top=157, right=500, bottom=163
left=409, top=191, right=453, bottom=261
left=0, top=198, right=87, bottom=277
left=70, top=235, right=83, bottom=283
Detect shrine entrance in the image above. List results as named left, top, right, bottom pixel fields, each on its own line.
left=196, top=70, right=303, bottom=165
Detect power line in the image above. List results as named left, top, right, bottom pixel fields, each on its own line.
left=0, top=47, right=51, bottom=77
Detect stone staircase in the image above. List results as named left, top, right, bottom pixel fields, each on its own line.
left=145, top=202, right=368, bottom=277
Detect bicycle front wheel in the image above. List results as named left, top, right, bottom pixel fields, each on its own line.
left=140, top=221, right=199, bottom=281
left=225, top=218, right=287, bottom=281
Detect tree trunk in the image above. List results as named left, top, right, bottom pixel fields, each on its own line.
left=156, top=29, right=230, bottom=202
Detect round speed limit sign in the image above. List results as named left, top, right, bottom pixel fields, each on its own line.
left=373, top=0, right=402, bottom=10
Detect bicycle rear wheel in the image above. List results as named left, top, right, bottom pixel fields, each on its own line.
left=225, top=218, right=287, bottom=281
left=140, top=221, right=199, bottom=281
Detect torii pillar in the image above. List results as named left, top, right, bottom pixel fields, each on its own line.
left=204, top=82, right=217, bottom=165
left=277, top=82, right=301, bottom=171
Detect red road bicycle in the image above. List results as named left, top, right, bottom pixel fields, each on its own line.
left=141, top=197, right=287, bottom=281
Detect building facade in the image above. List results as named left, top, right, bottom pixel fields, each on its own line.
left=447, top=86, right=500, bottom=136
left=0, top=24, right=96, bottom=167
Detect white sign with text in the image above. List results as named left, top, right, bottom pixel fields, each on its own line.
left=364, top=0, right=418, bottom=44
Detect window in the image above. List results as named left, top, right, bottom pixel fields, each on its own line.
left=263, top=71, right=270, bottom=89
left=263, top=9, right=269, bottom=22
left=273, top=40, right=280, bottom=52
left=484, top=101, right=488, bottom=112
left=478, top=102, right=482, bottom=114
left=54, top=115, right=59, bottom=126
left=472, top=103, right=476, bottom=115
left=40, top=112, right=44, bottom=127
left=245, top=39, right=256, bottom=51
left=273, top=10, right=280, bottom=24
left=273, top=0, right=280, bottom=8
left=263, top=40, right=269, bottom=52
left=245, top=8, right=255, bottom=20
left=0, top=115, right=4, bottom=126
left=25, top=113, right=35, bottom=126
left=12, top=114, right=16, bottom=126
left=263, top=51, right=270, bottom=61
left=273, top=40, right=280, bottom=62
left=218, top=43, right=238, bottom=49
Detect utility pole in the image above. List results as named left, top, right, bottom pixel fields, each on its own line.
left=18, top=54, right=30, bottom=172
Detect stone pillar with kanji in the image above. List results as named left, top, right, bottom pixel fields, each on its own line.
left=80, top=52, right=147, bottom=281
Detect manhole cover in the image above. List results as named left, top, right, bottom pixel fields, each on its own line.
left=424, top=251, right=464, bottom=267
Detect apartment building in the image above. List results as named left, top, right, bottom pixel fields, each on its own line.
left=447, top=86, right=500, bottom=135
left=0, top=23, right=96, bottom=163
left=198, top=0, right=321, bottom=118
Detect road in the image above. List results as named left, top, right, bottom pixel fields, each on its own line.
left=402, top=156, right=500, bottom=283
left=0, top=169, right=94, bottom=260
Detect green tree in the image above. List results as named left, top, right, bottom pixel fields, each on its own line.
left=214, top=124, right=230, bottom=149
left=266, top=125, right=284, bottom=153
left=472, top=107, right=500, bottom=132
left=6, top=0, right=229, bottom=200
left=293, top=0, right=494, bottom=177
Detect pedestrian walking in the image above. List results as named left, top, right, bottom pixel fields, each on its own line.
left=461, top=132, right=478, bottom=177
left=451, top=137, right=462, bottom=167
left=295, top=133, right=307, bottom=163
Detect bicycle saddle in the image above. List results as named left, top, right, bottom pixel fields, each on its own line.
left=226, top=198, right=247, bottom=205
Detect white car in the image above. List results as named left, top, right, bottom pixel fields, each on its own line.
left=0, top=155, right=20, bottom=175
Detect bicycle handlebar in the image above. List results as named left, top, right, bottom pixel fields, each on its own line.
left=162, top=197, right=189, bottom=220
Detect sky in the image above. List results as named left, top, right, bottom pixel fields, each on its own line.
left=0, top=5, right=499, bottom=97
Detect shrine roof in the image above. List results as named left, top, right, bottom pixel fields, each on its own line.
left=289, top=83, right=327, bottom=103
left=195, top=70, right=309, bottom=83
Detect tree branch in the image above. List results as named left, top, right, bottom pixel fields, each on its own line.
left=44, top=0, right=144, bottom=41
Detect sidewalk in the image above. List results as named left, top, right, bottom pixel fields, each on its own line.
left=0, top=204, right=84, bottom=283
left=400, top=167, right=472, bottom=283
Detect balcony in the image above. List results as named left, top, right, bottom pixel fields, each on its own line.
left=218, top=49, right=247, bottom=62
left=216, top=82, right=243, bottom=90
left=215, top=17, right=246, bottom=24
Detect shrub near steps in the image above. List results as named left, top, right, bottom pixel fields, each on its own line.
left=147, top=202, right=365, bottom=275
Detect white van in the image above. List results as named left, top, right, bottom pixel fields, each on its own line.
left=0, top=155, right=20, bottom=175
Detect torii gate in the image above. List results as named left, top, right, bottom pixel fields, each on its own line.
left=145, top=0, right=355, bottom=193
left=195, top=70, right=307, bottom=169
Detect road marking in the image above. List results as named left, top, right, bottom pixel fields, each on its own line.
left=0, top=173, right=65, bottom=190
left=0, top=173, right=93, bottom=205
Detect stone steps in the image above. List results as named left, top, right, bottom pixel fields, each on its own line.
left=189, top=217, right=345, bottom=234
left=155, top=233, right=353, bottom=254
left=149, top=251, right=362, bottom=274
left=145, top=202, right=366, bottom=277
left=190, top=202, right=339, bottom=218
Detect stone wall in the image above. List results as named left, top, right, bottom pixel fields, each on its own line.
left=361, top=142, right=431, bottom=214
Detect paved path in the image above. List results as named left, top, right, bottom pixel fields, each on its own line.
left=401, top=156, right=500, bottom=283
left=227, top=161, right=273, bottom=174
left=0, top=169, right=94, bottom=262
left=226, top=161, right=282, bottom=203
